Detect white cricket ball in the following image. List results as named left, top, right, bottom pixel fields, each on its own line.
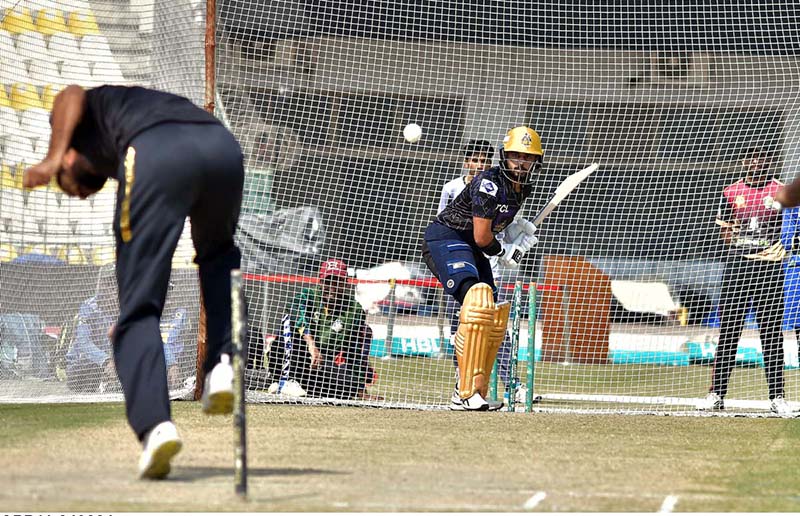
left=403, top=123, right=422, bottom=143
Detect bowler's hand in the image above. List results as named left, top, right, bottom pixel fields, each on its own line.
left=304, top=335, right=321, bottom=368
left=24, top=158, right=59, bottom=188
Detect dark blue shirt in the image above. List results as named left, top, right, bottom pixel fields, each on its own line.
left=435, top=167, right=531, bottom=233
left=70, top=86, right=221, bottom=178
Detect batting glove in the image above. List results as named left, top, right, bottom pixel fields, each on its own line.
left=498, top=242, right=525, bottom=268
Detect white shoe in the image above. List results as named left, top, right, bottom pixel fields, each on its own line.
left=268, top=381, right=280, bottom=394
left=280, top=379, right=307, bottom=397
left=461, top=391, right=490, bottom=411
left=138, top=421, right=182, bottom=480
left=770, top=396, right=794, bottom=418
left=201, top=354, right=234, bottom=415
left=696, top=392, right=724, bottom=411
left=450, top=382, right=503, bottom=411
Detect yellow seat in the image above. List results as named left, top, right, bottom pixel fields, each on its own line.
left=41, top=84, right=62, bottom=111
left=0, top=163, right=22, bottom=189
left=35, top=9, right=68, bottom=36
left=57, top=244, right=89, bottom=265
left=10, top=83, right=43, bottom=110
left=1, top=8, right=36, bottom=35
left=23, top=243, right=55, bottom=256
left=67, top=10, right=100, bottom=36
left=0, top=86, right=10, bottom=108
left=91, top=245, right=115, bottom=265
left=0, top=243, right=18, bottom=263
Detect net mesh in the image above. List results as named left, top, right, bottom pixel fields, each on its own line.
left=0, top=0, right=201, bottom=402
left=3, top=1, right=800, bottom=416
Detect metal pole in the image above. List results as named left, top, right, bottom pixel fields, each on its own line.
left=436, top=287, right=445, bottom=359
left=526, top=282, right=536, bottom=412
left=231, top=270, right=248, bottom=499
left=507, top=281, right=522, bottom=412
left=561, top=285, right=571, bottom=365
left=383, top=278, right=397, bottom=359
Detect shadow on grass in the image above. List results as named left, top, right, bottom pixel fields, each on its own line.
left=172, top=466, right=347, bottom=481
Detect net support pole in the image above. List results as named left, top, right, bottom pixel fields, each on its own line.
left=507, top=281, right=522, bottom=412
left=383, top=278, right=397, bottom=359
left=526, top=282, right=537, bottom=412
left=195, top=0, right=217, bottom=399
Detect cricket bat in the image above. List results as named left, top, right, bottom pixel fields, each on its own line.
left=532, top=163, right=599, bottom=226
left=509, top=163, right=599, bottom=248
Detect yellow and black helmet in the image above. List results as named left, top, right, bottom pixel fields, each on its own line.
left=502, top=126, right=543, bottom=157
left=499, top=126, right=544, bottom=186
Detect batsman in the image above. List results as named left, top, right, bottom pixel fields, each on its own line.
left=422, top=126, right=543, bottom=411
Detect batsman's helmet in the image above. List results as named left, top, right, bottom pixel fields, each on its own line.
left=499, top=126, right=544, bottom=185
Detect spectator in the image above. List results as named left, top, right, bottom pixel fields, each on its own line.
left=66, top=269, right=188, bottom=393
left=268, top=258, right=377, bottom=400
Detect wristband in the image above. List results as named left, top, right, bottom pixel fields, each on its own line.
left=479, top=238, right=502, bottom=256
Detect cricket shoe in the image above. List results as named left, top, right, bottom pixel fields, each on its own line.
left=770, top=396, right=794, bottom=418
left=449, top=385, right=503, bottom=411
left=138, top=421, right=182, bottom=480
left=268, top=379, right=307, bottom=397
left=696, top=392, right=724, bottom=411
left=201, top=354, right=234, bottom=415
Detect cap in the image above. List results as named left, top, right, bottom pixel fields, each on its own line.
left=319, top=258, right=348, bottom=280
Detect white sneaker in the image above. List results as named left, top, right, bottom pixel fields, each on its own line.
left=450, top=382, right=503, bottom=411
left=696, top=392, right=724, bottom=411
left=461, top=391, right=490, bottom=411
left=280, top=379, right=307, bottom=397
left=770, top=396, right=794, bottom=418
left=268, top=381, right=280, bottom=394
left=201, top=354, right=234, bottom=415
left=138, top=421, right=182, bottom=480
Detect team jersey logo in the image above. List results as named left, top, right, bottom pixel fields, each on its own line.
left=521, top=133, right=532, bottom=146
left=735, top=195, right=746, bottom=208
left=479, top=179, right=498, bottom=196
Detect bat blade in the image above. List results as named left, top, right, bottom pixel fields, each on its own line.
left=532, top=163, right=598, bottom=226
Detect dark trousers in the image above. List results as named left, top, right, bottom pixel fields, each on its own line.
left=712, top=257, right=785, bottom=400
left=111, top=122, right=244, bottom=440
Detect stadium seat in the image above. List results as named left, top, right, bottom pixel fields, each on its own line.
left=16, top=31, right=47, bottom=62
left=0, top=86, right=9, bottom=108
left=66, top=10, right=100, bottom=36
left=28, top=57, right=62, bottom=87
left=60, top=60, right=95, bottom=87
left=0, top=54, right=31, bottom=85
left=91, top=245, right=115, bottom=265
left=20, top=108, right=51, bottom=141
left=79, top=33, right=113, bottom=59
left=3, top=134, right=36, bottom=167
left=40, top=83, right=61, bottom=110
left=34, top=8, right=67, bottom=36
left=0, top=29, right=15, bottom=56
left=91, top=59, right=125, bottom=84
left=0, top=243, right=18, bottom=263
left=56, top=244, right=89, bottom=265
left=47, top=31, right=80, bottom=63
left=9, top=83, right=43, bottom=110
left=0, top=162, right=22, bottom=189
left=0, top=107, right=19, bottom=135
left=1, top=8, right=36, bottom=35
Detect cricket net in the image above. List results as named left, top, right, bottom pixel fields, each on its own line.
left=4, top=1, right=800, bottom=417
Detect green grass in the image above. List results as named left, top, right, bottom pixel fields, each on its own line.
left=3, top=402, right=800, bottom=511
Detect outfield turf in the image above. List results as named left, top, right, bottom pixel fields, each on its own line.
left=3, top=402, right=800, bottom=512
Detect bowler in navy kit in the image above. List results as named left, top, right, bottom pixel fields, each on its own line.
left=422, top=126, right=542, bottom=411
left=24, top=85, right=245, bottom=479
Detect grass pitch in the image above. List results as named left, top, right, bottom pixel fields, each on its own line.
left=3, top=402, right=800, bottom=512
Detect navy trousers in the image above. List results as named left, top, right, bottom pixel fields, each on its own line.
left=111, top=122, right=244, bottom=440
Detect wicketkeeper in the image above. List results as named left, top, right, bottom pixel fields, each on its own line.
left=421, top=126, right=543, bottom=411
